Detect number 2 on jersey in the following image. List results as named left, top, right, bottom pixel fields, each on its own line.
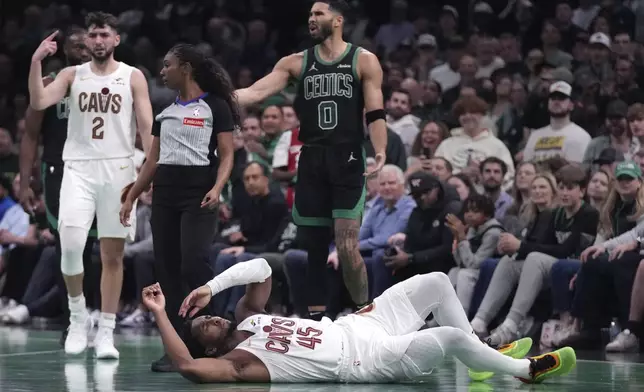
left=92, top=116, right=104, bottom=139
left=318, top=101, right=338, bottom=130
left=296, top=327, right=322, bottom=350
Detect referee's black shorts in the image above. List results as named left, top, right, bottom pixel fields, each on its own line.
left=292, top=143, right=366, bottom=227
left=41, top=162, right=97, bottom=236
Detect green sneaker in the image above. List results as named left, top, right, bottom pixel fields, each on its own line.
left=468, top=337, right=533, bottom=381
left=518, top=346, right=577, bottom=384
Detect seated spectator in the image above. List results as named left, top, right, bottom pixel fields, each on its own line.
left=327, top=165, right=415, bottom=300
left=0, top=175, right=30, bottom=278
left=470, top=172, right=559, bottom=338
left=446, top=193, right=503, bottom=314
left=473, top=165, right=598, bottom=346
left=479, top=157, right=514, bottom=221
left=523, top=81, right=591, bottom=164
left=504, top=162, right=537, bottom=223
left=406, top=120, right=450, bottom=175
left=605, top=259, right=644, bottom=352
left=383, top=171, right=461, bottom=286
left=447, top=173, right=476, bottom=201
left=587, top=169, right=612, bottom=211
left=560, top=161, right=644, bottom=348
left=209, top=162, right=288, bottom=317
left=593, top=148, right=625, bottom=178
left=386, top=88, right=421, bottom=155
left=435, top=96, right=515, bottom=190
left=363, top=126, right=407, bottom=171
left=583, top=99, right=635, bottom=171
left=428, top=157, right=453, bottom=181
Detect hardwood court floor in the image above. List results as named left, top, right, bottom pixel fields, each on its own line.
left=0, top=326, right=643, bottom=391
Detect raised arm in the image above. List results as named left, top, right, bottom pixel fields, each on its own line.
left=234, top=53, right=301, bottom=107
left=359, top=50, right=387, bottom=175
left=19, top=77, right=52, bottom=211
left=29, top=32, right=74, bottom=110
left=130, top=68, right=153, bottom=156
left=179, top=258, right=272, bottom=319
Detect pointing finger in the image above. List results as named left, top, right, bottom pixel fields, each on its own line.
left=45, top=30, right=59, bottom=41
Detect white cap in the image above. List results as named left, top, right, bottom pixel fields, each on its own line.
left=417, top=34, right=437, bottom=47
left=549, top=81, right=572, bottom=97
left=474, top=2, right=494, bottom=13
left=589, top=32, right=611, bottom=48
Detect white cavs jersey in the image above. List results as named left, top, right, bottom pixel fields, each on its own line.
left=64, top=62, right=137, bottom=161
left=234, top=314, right=346, bottom=382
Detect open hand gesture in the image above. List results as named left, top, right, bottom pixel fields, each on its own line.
left=179, top=285, right=213, bottom=318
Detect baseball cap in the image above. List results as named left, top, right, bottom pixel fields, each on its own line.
left=614, top=161, right=642, bottom=179
left=549, top=81, right=572, bottom=97
left=594, top=147, right=625, bottom=165
left=441, top=5, right=459, bottom=19
left=589, top=32, right=611, bottom=49
left=606, top=99, right=628, bottom=118
left=408, top=171, right=441, bottom=196
left=417, top=34, right=437, bottom=48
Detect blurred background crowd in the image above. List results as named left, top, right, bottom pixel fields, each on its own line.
left=2, top=0, right=644, bottom=356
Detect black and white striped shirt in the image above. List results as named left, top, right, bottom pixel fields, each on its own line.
left=152, top=93, right=234, bottom=166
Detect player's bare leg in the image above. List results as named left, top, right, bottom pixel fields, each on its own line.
left=95, top=238, right=125, bottom=360
left=60, top=224, right=94, bottom=355
left=334, top=218, right=369, bottom=307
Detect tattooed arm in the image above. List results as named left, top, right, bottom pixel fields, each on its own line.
left=334, top=218, right=369, bottom=306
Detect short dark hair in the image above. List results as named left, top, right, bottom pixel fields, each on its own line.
left=314, top=0, right=351, bottom=16
left=464, top=193, right=495, bottom=218
left=556, top=164, right=589, bottom=188
left=244, top=161, right=270, bottom=177
left=481, top=157, right=508, bottom=176
left=452, top=96, right=489, bottom=117
left=64, top=26, right=86, bottom=44
left=182, top=320, right=208, bottom=359
left=390, top=88, right=411, bottom=101
left=85, top=12, right=119, bottom=32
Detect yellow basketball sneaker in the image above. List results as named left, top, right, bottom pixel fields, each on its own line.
left=468, top=337, right=533, bottom=381
left=518, top=347, right=577, bottom=384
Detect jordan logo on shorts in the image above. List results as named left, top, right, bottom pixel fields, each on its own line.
left=348, top=152, right=357, bottom=163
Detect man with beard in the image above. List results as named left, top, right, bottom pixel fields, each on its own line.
left=18, top=27, right=99, bottom=343
left=523, top=81, right=591, bottom=163
left=27, top=12, right=153, bottom=359
left=234, top=0, right=387, bottom=317
left=386, top=88, right=420, bottom=155
left=479, top=157, right=514, bottom=222
left=583, top=99, right=636, bottom=172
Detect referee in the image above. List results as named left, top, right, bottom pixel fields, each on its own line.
left=120, top=44, right=237, bottom=372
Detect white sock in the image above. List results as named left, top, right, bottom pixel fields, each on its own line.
left=501, top=318, right=519, bottom=333
left=98, top=312, right=116, bottom=330
left=405, top=327, right=531, bottom=378
left=68, top=294, right=86, bottom=314
left=471, top=317, right=487, bottom=333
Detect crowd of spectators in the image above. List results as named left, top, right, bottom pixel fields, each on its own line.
left=2, top=0, right=644, bottom=355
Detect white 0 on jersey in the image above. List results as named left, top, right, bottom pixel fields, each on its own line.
left=235, top=314, right=345, bottom=382
left=64, top=62, right=137, bottom=161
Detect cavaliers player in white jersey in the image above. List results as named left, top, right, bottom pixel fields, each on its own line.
left=141, top=258, right=576, bottom=384
left=28, top=12, right=153, bottom=359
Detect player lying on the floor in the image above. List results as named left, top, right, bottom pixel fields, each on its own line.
left=142, top=258, right=576, bottom=384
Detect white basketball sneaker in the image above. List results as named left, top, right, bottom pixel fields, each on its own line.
left=65, top=310, right=94, bottom=355
left=94, top=327, right=119, bottom=360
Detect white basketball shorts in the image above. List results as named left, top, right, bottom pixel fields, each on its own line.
left=58, top=157, right=137, bottom=240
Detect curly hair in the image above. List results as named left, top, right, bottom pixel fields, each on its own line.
left=169, top=43, right=241, bottom=128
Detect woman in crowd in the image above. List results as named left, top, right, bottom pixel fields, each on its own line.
left=587, top=169, right=611, bottom=211
left=447, top=173, right=476, bottom=202
left=468, top=172, right=558, bottom=320
left=120, top=43, right=237, bottom=372
left=471, top=165, right=599, bottom=346
left=504, top=162, right=537, bottom=225
left=406, top=120, right=449, bottom=176
left=555, top=161, right=644, bottom=349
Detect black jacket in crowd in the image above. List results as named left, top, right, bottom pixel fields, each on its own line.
left=237, top=189, right=288, bottom=249
left=244, top=215, right=299, bottom=254
left=400, top=182, right=462, bottom=279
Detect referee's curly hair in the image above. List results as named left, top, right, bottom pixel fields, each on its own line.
left=168, top=43, right=241, bottom=128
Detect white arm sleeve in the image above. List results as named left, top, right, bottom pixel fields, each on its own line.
left=206, top=258, right=272, bottom=296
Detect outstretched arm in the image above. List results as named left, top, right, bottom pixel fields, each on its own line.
left=359, top=50, right=387, bottom=174
left=234, top=54, right=301, bottom=106
left=131, top=68, right=154, bottom=156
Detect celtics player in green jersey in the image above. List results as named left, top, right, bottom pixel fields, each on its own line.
left=235, top=0, right=387, bottom=314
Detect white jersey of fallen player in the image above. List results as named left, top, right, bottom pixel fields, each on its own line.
left=234, top=314, right=346, bottom=382
left=64, top=62, right=137, bottom=161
